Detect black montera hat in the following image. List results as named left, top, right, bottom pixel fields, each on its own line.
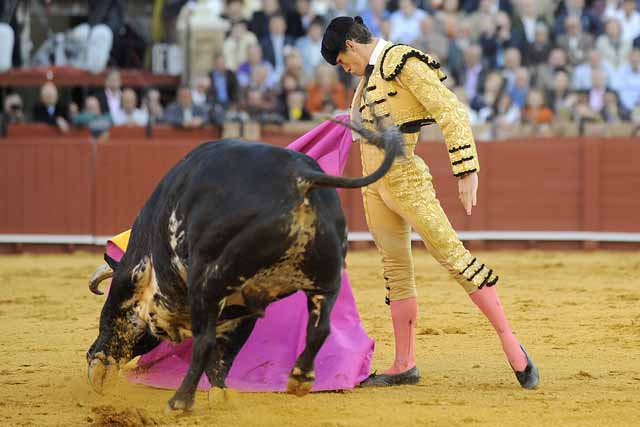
left=321, top=16, right=365, bottom=66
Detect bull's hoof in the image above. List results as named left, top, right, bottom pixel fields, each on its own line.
left=165, top=394, right=195, bottom=414
left=208, top=387, right=237, bottom=407
left=286, top=368, right=314, bottom=397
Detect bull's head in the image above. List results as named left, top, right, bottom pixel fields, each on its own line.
left=86, top=257, right=161, bottom=393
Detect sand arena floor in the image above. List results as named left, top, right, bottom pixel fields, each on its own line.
left=1, top=250, right=639, bottom=426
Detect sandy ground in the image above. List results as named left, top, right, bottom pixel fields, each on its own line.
left=1, top=250, right=639, bottom=427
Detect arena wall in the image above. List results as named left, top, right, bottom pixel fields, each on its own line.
left=1, top=125, right=639, bottom=251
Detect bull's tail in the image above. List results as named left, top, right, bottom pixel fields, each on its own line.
left=301, top=119, right=405, bottom=189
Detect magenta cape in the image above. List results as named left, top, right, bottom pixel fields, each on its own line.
left=117, top=116, right=374, bottom=392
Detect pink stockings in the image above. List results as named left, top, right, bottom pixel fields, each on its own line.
left=385, top=286, right=526, bottom=374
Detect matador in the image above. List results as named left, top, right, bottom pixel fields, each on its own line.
left=321, top=16, right=539, bottom=388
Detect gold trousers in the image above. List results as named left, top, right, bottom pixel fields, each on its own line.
left=360, top=142, right=498, bottom=302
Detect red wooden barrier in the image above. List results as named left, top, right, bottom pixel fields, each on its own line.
left=1, top=128, right=640, bottom=248
left=0, top=142, right=93, bottom=234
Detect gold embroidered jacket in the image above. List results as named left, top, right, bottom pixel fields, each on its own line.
left=352, top=43, right=480, bottom=177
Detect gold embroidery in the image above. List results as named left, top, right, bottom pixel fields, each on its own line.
left=352, top=43, right=497, bottom=298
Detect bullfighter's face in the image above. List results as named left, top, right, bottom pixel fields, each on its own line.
left=86, top=257, right=160, bottom=393
left=336, top=40, right=369, bottom=77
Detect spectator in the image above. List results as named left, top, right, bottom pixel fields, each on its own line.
left=305, top=63, right=349, bottom=114
left=278, top=71, right=303, bottom=109
left=71, top=96, right=112, bottom=137
left=3, top=92, right=23, bottom=124
left=545, top=69, right=578, bottom=122
left=523, top=89, right=554, bottom=125
left=223, top=20, right=258, bottom=71
left=325, top=0, right=357, bottom=23
left=191, top=76, right=211, bottom=109
left=573, top=92, right=603, bottom=129
left=295, top=16, right=326, bottom=76
left=144, top=88, right=164, bottom=124
left=112, top=89, right=148, bottom=127
left=502, top=47, right=522, bottom=90
left=460, top=0, right=514, bottom=16
left=556, top=15, right=595, bottom=67
left=467, top=0, right=498, bottom=40
left=511, top=0, right=547, bottom=54
left=480, top=11, right=516, bottom=69
left=554, top=0, right=602, bottom=36
left=0, top=0, right=16, bottom=72
left=588, top=69, right=609, bottom=115
left=286, top=0, right=317, bottom=40
left=95, top=69, right=124, bottom=121
left=69, top=0, right=121, bottom=73
left=32, top=82, right=70, bottom=133
left=631, top=97, right=640, bottom=125
left=601, top=90, right=629, bottom=122
left=608, top=0, right=640, bottom=43
left=453, top=86, right=484, bottom=125
left=241, top=64, right=282, bottom=123
left=527, top=23, right=552, bottom=67
left=459, top=44, right=487, bottom=102
left=447, top=19, right=474, bottom=81
left=573, top=49, right=615, bottom=90
left=389, top=0, right=428, bottom=44
left=603, top=0, right=621, bottom=17
left=249, top=0, right=279, bottom=39
left=222, top=0, right=246, bottom=26
left=509, top=67, right=530, bottom=108
left=284, top=89, right=312, bottom=121
left=259, top=14, right=294, bottom=77
left=209, top=53, right=240, bottom=110
left=160, top=0, right=190, bottom=43
left=614, top=48, right=640, bottom=112
left=412, top=15, right=449, bottom=63
left=595, top=18, right=633, bottom=69
left=533, top=48, right=569, bottom=90
left=377, top=18, right=392, bottom=44
left=360, top=0, right=390, bottom=38
left=494, top=92, right=521, bottom=125
left=236, top=44, right=277, bottom=88
left=282, top=47, right=308, bottom=87
left=163, top=85, right=208, bottom=129
left=434, top=0, right=463, bottom=39
left=471, top=71, right=505, bottom=123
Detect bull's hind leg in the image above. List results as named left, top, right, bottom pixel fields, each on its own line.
left=206, top=311, right=258, bottom=388
left=287, top=287, right=338, bottom=396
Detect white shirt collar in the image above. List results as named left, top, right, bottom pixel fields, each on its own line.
left=369, top=38, right=388, bottom=65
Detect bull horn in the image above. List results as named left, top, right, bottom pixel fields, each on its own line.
left=89, top=263, right=113, bottom=295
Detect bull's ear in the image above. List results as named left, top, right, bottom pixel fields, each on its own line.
left=131, top=256, right=152, bottom=287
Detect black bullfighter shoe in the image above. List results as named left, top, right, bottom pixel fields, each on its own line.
left=359, top=366, right=420, bottom=387
left=514, top=344, right=539, bottom=389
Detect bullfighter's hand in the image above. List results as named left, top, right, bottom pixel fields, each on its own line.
left=458, top=171, right=478, bottom=216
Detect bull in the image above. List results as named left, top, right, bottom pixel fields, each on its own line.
left=86, top=121, right=403, bottom=411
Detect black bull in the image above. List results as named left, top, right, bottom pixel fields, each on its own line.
left=86, top=122, right=403, bottom=411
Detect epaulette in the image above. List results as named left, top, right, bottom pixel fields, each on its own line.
left=379, top=44, right=444, bottom=82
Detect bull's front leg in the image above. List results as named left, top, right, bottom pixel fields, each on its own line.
left=287, top=289, right=338, bottom=396
left=167, top=265, right=225, bottom=412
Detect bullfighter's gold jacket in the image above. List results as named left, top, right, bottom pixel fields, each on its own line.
left=351, top=42, right=480, bottom=177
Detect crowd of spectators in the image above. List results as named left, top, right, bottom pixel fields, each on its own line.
left=2, top=0, right=640, bottom=138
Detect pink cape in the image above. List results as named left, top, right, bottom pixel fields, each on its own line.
left=112, top=116, right=374, bottom=392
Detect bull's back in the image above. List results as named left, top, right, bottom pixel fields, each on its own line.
left=138, top=139, right=342, bottom=240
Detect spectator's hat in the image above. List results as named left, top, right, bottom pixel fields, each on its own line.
left=322, top=16, right=365, bottom=66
